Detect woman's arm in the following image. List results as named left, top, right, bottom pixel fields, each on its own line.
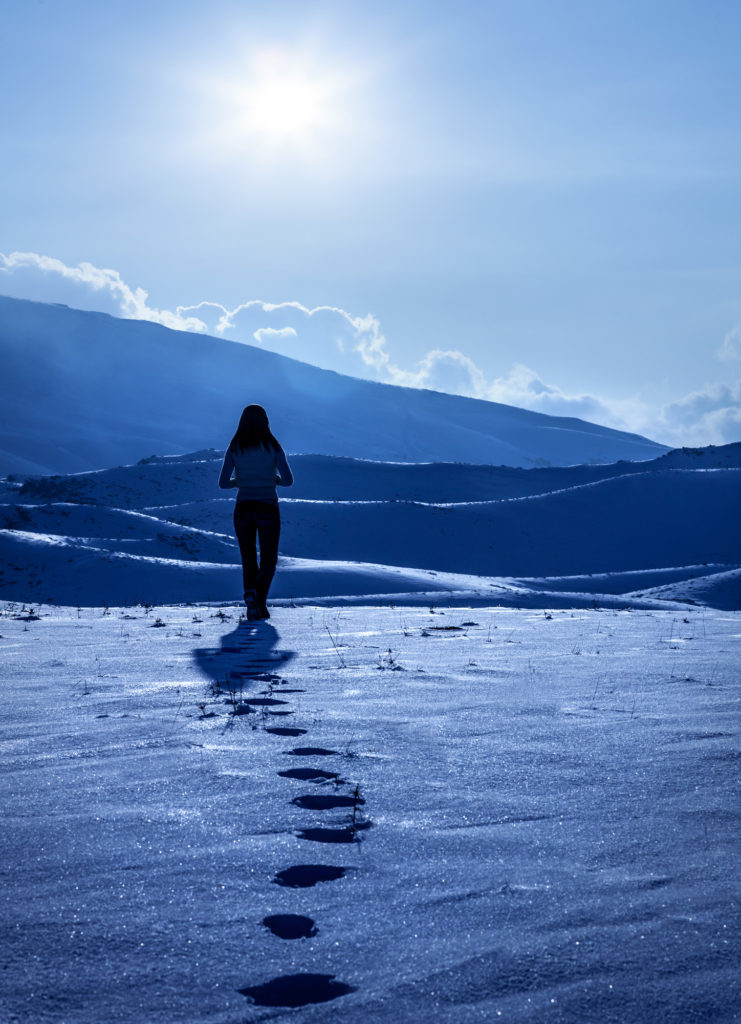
left=275, top=447, right=294, bottom=487
left=218, top=448, right=238, bottom=489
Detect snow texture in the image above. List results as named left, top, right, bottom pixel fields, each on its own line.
left=1, top=602, right=738, bottom=1022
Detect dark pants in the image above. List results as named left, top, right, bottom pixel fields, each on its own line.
left=233, top=501, right=280, bottom=603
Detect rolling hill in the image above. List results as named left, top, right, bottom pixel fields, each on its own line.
left=2, top=443, right=739, bottom=607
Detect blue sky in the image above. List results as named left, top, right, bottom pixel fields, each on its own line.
left=1, top=0, right=740, bottom=445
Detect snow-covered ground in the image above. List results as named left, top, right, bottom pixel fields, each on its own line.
left=2, top=601, right=738, bottom=1022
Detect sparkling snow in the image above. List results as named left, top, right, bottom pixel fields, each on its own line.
left=1, top=601, right=738, bottom=1022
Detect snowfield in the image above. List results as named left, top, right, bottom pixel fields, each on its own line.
left=1, top=601, right=739, bottom=1023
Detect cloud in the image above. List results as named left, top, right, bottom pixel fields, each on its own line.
left=389, top=352, right=741, bottom=447
left=719, top=324, right=741, bottom=362
left=214, top=300, right=390, bottom=377
left=2, top=249, right=739, bottom=448
left=0, top=250, right=387, bottom=374
left=661, top=381, right=741, bottom=446
left=373, top=351, right=651, bottom=437
left=360, top=346, right=488, bottom=396
left=0, top=251, right=208, bottom=332
left=482, top=364, right=648, bottom=432
left=253, top=326, right=297, bottom=344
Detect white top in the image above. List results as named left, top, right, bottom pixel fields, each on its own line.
left=218, top=444, right=293, bottom=503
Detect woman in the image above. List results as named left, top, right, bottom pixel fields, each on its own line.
left=219, top=405, right=293, bottom=619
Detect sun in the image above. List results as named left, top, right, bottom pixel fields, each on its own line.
left=241, top=68, right=333, bottom=142
left=219, top=49, right=346, bottom=154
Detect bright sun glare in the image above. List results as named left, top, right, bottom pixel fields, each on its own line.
left=220, top=49, right=347, bottom=155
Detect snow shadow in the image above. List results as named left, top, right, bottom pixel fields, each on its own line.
left=296, top=824, right=371, bottom=844
left=262, top=913, right=317, bottom=940
left=278, top=767, right=342, bottom=782
left=292, top=794, right=365, bottom=810
left=193, top=617, right=296, bottom=704
left=273, top=864, right=347, bottom=888
left=239, top=972, right=356, bottom=1007
left=287, top=746, right=339, bottom=756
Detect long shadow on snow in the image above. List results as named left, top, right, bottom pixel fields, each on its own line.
left=193, top=617, right=296, bottom=713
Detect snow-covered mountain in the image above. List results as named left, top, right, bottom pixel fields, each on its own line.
left=0, top=294, right=667, bottom=476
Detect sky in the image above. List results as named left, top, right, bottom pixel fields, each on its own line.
left=1, top=0, right=740, bottom=447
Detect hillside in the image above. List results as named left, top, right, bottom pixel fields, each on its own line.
left=0, top=294, right=666, bottom=475
left=10, top=442, right=738, bottom=506
left=1, top=443, right=739, bottom=608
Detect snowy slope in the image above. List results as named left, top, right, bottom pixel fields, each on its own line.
left=0, top=294, right=667, bottom=475
left=626, top=566, right=741, bottom=610
left=273, top=469, right=741, bottom=577
left=10, top=442, right=738, bottom=508
left=1, top=443, right=739, bottom=608
left=2, top=602, right=739, bottom=1023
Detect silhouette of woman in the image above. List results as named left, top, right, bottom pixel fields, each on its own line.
left=219, top=405, right=293, bottom=619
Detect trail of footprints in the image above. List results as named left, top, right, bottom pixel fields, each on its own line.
left=211, top=624, right=366, bottom=1009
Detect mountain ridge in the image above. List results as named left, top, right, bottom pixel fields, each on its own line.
left=0, top=294, right=667, bottom=475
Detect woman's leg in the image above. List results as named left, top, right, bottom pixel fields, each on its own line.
left=233, top=503, right=258, bottom=598
left=254, top=502, right=281, bottom=604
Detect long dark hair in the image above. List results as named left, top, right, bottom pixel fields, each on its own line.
left=230, top=404, right=281, bottom=453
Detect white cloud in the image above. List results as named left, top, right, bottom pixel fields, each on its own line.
left=0, top=251, right=208, bottom=332
left=370, top=348, right=489, bottom=395
left=483, top=364, right=649, bottom=433
left=719, top=324, right=741, bottom=362
left=660, top=381, right=741, bottom=446
left=384, top=351, right=741, bottom=447
left=0, top=251, right=386, bottom=374
left=253, top=326, right=297, bottom=344
left=2, top=249, right=739, bottom=448
left=216, top=300, right=387, bottom=376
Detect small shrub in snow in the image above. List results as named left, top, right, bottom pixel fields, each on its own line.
left=377, top=648, right=402, bottom=671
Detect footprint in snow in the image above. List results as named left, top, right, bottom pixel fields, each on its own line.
left=273, top=864, right=347, bottom=888
left=262, top=914, right=317, bottom=939
left=292, top=793, right=364, bottom=810
left=296, top=823, right=371, bottom=844
left=233, top=696, right=288, bottom=706
left=278, top=767, right=341, bottom=782
left=239, top=973, right=355, bottom=1007
left=287, top=746, right=339, bottom=756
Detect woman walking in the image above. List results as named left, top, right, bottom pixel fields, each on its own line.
left=219, top=405, right=293, bottom=619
